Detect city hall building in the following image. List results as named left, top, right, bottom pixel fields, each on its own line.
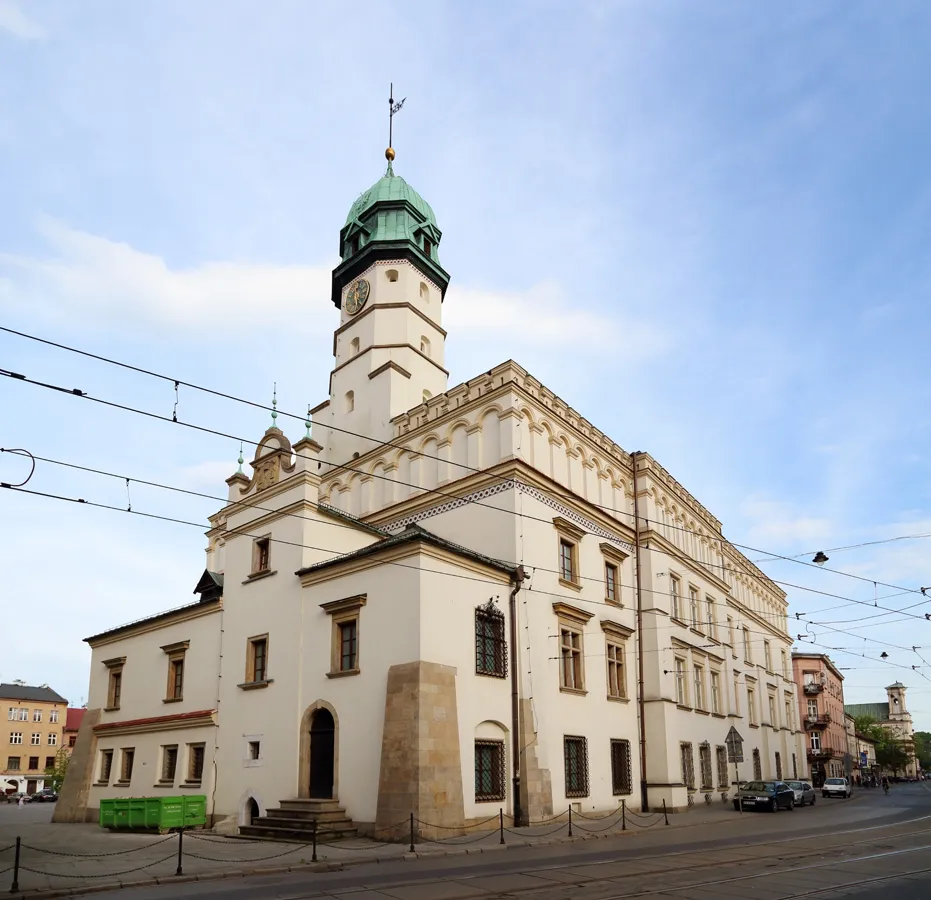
left=58, top=151, right=807, bottom=836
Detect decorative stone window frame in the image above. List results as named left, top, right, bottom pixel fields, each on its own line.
left=600, top=543, right=628, bottom=606
left=601, top=620, right=633, bottom=702
left=693, top=663, right=706, bottom=712
left=321, top=594, right=367, bottom=678
left=159, top=744, right=179, bottom=785
left=185, top=742, right=206, bottom=786
left=610, top=738, right=632, bottom=796
left=688, top=584, right=701, bottom=632
left=103, top=657, right=125, bottom=712
left=240, top=633, right=273, bottom=690
left=474, top=739, right=506, bottom=802
left=97, top=748, right=113, bottom=785
left=161, top=641, right=189, bottom=703
left=475, top=600, right=507, bottom=678
left=245, top=534, right=276, bottom=583
left=710, top=669, right=723, bottom=716
left=117, top=747, right=134, bottom=784
left=553, top=602, right=592, bottom=694
left=553, top=517, right=584, bottom=591
left=674, top=655, right=689, bottom=708
left=669, top=574, right=683, bottom=623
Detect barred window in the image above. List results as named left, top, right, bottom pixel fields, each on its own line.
left=564, top=736, right=589, bottom=798
left=752, top=747, right=762, bottom=780
left=680, top=742, right=695, bottom=790
left=474, top=740, right=506, bottom=801
left=610, top=739, right=632, bottom=795
left=699, top=742, right=713, bottom=790
left=775, top=751, right=782, bottom=781
left=792, top=753, right=798, bottom=779
left=716, top=745, right=728, bottom=788
left=475, top=604, right=507, bottom=678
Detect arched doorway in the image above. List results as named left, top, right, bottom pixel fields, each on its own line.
left=310, top=709, right=335, bottom=799
left=246, top=798, right=259, bottom=825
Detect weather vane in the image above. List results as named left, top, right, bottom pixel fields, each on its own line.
left=387, top=82, right=406, bottom=163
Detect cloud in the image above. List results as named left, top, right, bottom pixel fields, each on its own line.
left=742, top=495, right=834, bottom=545
left=0, top=0, right=44, bottom=39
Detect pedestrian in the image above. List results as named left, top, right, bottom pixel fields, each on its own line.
left=17, top=795, right=23, bottom=808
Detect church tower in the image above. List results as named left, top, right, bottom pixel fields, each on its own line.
left=312, top=149, right=450, bottom=468
left=886, top=681, right=909, bottom=721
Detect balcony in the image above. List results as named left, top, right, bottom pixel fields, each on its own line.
left=803, top=682, right=825, bottom=695
left=807, top=747, right=835, bottom=760
left=805, top=714, right=831, bottom=729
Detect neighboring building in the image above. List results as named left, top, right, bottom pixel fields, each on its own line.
left=846, top=682, right=917, bottom=778
left=59, top=152, right=807, bottom=834
left=2, top=683, right=68, bottom=795
left=63, top=708, right=86, bottom=755
left=792, top=654, right=848, bottom=785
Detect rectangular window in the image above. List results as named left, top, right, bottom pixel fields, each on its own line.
left=792, top=753, right=798, bottom=779
left=716, top=746, right=728, bottom=788
left=699, top=743, right=713, bottom=790
left=68, top=735, right=76, bottom=748
left=559, top=539, right=576, bottom=584
left=247, top=635, right=269, bottom=683
left=107, top=669, right=123, bottom=710
left=6, top=709, right=13, bottom=721
left=705, top=597, right=716, bottom=637
left=120, top=748, right=135, bottom=782
left=807, top=699, right=818, bottom=717
left=693, top=665, right=705, bottom=710
left=752, top=748, right=762, bottom=780
left=564, top=736, right=589, bottom=798
left=610, top=739, right=632, bottom=795
left=44, top=756, right=54, bottom=769
left=747, top=688, right=756, bottom=725
left=31, top=733, right=40, bottom=745
left=16, top=709, right=27, bottom=722
left=680, top=742, right=695, bottom=790
left=322, top=595, right=366, bottom=677
left=675, top=657, right=687, bottom=706
left=99, top=749, right=113, bottom=784
left=7, top=757, right=19, bottom=771
left=248, top=740, right=261, bottom=760
left=339, top=621, right=358, bottom=671
left=810, top=732, right=821, bottom=750
left=781, top=649, right=788, bottom=679
left=606, top=641, right=626, bottom=699
left=28, top=756, right=38, bottom=770
left=743, top=627, right=751, bottom=662
left=733, top=672, right=740, bottom=715
left=253, top=537, right=271, bottom=574
left=710, top=671, right=721, bottom=714
left=670, top=575, right=681, bottom=619
left=775, top=751, right=783, bottom=781
left=474, top=740, right=505, bottom=801
left=605, top=562, right=619, bottom=605
left=727, top=616, right=735, bottom=649
left=10, top=733, right=22, bottom=745
left=768, top=694, right=777, bottom=727
left=423, top=236, right=433, bottom=257
left=161, top=641, right=190, bottom=700
left=161, top=745, right=178, bottom=782
left=785, top=699, right=792, bottom=729
left=49, top=710, right=58, bottom=724
left=689, top=586, right=699, bottom=628
left=32, top=710, right=41, bottom=723
left=475, top=605, right=507, bottom=677
left=48, top=733, right=57, bottom=746
left=764, top=641, right=772, bottom=672
left=559, top=627, right=584, bottom=691
left=187, top=744, right=205, bottom=783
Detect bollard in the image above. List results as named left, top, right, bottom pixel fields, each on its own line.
left=10, top=836, right=20, bottom=894
left=176, top=827, right=184, bottom=876
left=312, top=819, right=317, bottom=863
left=567, top=805, right=572, bottom=837
left=662, top=799, right=669, bottom=826
left=621, top=799, right=626, bottom=831
left=409, top=812, right=415, bottom=853
left=499, top=808, right=505, bottom=845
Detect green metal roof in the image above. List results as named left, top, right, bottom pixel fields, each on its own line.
left=344, top=163, right=437, bottom=230
left=845, top=702, right=890, bottom=722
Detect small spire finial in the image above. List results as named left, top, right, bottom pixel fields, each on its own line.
left=386, top=82, right=405, bottom=170
left=270, top=383, right=278, bottom=429
left=304, top=406, right=312, bottom=440
left=236, top=443, right=244, bottom=474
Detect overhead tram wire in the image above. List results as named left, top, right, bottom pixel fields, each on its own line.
left=3, top=443, right=929, bottom=628
left=4, top=324, right=931, bottom=600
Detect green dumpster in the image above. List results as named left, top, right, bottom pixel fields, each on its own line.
left=99, top=795, right=206, bottom=831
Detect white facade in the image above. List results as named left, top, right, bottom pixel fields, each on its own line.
left=67, top=164, right=806, bottom=833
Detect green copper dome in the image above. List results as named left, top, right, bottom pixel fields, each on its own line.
left=344, top=163, right=437, bottom=229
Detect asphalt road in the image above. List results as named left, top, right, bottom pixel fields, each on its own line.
left=90, top=783, right=931, bottom=900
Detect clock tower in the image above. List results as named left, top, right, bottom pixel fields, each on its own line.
left=312, top=153, right=451, bottom=468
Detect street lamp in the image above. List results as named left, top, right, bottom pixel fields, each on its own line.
left=813, top=551, right=829, bottom=566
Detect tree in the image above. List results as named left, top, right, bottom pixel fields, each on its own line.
left=853, top=715, right=885, bottom=744
left=874, top=726, right=912, bottom=777
left=43, top=748, right=70, bottom=792
left=913, top=731, right=931, bottom=770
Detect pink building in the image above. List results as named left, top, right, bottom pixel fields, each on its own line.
left=792, top=653, right=848, bottom=785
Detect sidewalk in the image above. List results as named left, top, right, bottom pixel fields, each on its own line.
left=0, top=800, right=758, bottom=898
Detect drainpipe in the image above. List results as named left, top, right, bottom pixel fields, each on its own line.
left=632, top=452, right=649, bottom=812
left=509, top=565, right=527, bottom=827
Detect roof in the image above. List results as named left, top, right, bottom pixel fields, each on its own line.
left=845, top=702, right=890, bottom=722
left=65, top=708, right=86, bottom=732
left=791, top=652, right=844, bottom=682
left=345, top=165, right=436, bottom=229
left=296, top=523, right=518, bottom=580
left=0, top=684, right=68, bottom=704
left=84, top=596, right=221, bottom=644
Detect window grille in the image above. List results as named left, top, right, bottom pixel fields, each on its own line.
left=699, top=742, right=713, bottom=790
left=610, top=739, right=632, bottom=795
left=564, top=736, right=589, bottom=797
left=474, top=740, right=506, bottom=801
left=680, top=742, right=695, bottom=790
left=475, top=603, right=507, bottom=677
left=792, top=753, right=798, bottom=779
left=752, top=748, right=762, bottom=780
left=775, top=751, right=782, bottom=781
left=716, top=746, right=728, bottom=788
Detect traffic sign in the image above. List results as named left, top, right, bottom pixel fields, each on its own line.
left=725, top=726, right=744, bottom=763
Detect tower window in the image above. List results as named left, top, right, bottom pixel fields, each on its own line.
left=385, top=269, right=399, bottom=283
left=423, top=236, right=433, bottom=257
left=350, top=235, right=360, bottom=255
left=350, top=337, right=360, bottom=357
left=345, top=391, right=354, bottom=412
left=420, top=335, right=431, bottom=357
left=423, top=390, right=432, bottom=403
left=420, top=282, right=429, bottom=301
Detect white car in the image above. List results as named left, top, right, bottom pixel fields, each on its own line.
left=822, top=777, right=852, bottom=799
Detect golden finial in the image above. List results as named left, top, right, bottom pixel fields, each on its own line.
left=385, top=146, right=396, bottom=162
left=387, top=83, right=405, bottom=167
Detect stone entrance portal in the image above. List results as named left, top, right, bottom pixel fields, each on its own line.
left=310, top=709, right=335, bottom=799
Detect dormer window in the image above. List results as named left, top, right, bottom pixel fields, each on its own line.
left=423, top=236, right=433, bottom=257
left=350, top=235, right=360, bottom=255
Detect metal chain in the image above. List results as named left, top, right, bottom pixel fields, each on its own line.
left=18, top=852, right=177, bottom=879
left=19, top=835, right=175, bottom=857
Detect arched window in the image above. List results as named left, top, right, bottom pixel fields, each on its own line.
left=423, top=390, right=432, bottom=403
left=385, top=269, right=399, bottom=283
left=420, top=335, right=431, bottom=357
left=345, top=391, right=354, bottom=413
left=350, top=337, right=360, bottom=357
left=419, top=282, right=429, bottom=301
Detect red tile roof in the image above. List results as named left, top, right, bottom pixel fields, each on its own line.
left=65, top=707, right=86, bottom=732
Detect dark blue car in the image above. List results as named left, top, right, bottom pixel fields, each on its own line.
left=733, top=780, right=796, bottom=812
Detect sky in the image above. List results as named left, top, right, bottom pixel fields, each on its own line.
left=1, top=1, right=930, bottom=724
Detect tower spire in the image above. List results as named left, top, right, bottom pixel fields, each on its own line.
left=270, top=383, right=278, bottom=430
left=386, top=83, right=405, bottom=172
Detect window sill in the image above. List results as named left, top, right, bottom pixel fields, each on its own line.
left=676, top=704, right=693, bottom=712
left=103, top=707, right=120, bottom=713
left=559, top=686, right=587, bottom=696
left=607, top=695, right=630, bottom=703
left=711, top=712, right=726, bottom=719
left=152, top=782, right=176, bottom=789
left=238, top=679, right=274, bottom=691
left=243, top=569, right=277, bottom=585
left=181, top=781, right=202, bottom=789
left=162, top=697, right=183, bottom=704
left=475, top=670, right=507, bottom=679
left=115, top=780, right=130, bottom=786
left=326, top=668, right=360, bottom=679
left=475, top=796, right=506, bottom=803
left=695, top=709, right=710, bottom=716
left=670, top=617, right=689, bottom=628
left=558, top=578, right=582, bottom=593
left=94, top=781, right=110, bottom=787
left=605, top=600, right=623, bottom=608
left=749, top=723, right=760, bottom=729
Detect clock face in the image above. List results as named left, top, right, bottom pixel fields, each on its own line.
left=344, top=278, right=371, bottom=316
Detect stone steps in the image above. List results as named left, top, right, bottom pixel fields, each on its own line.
left=240, top=798, right=357, bottom=842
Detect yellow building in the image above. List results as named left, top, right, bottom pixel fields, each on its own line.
left=2, top=683, right=68, bottom=795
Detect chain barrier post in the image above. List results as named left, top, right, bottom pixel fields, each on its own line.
left=312, top=819, right=317, bottom=863
left=567, top=806, right=572, bottom=837
left=175, top=827, right=184, bottom=876
left=10, top=836, right=20, bottom=893
left=662, top=799, right=669, bottom=826
left=499, top=808, right=505, bottom=845
left=621, top=799, right=626, bottom=831
left=409, top=812, right=415, bottom=853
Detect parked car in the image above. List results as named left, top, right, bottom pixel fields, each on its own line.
left=822, top=777, right=852, bottom=799
left=785, top=780, right=816, bottom=806
left=1, top=792, right=30, bottom=803
left=733, top=780, right=796, bottom=812
left=31, top=789, right=58, bottom=802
